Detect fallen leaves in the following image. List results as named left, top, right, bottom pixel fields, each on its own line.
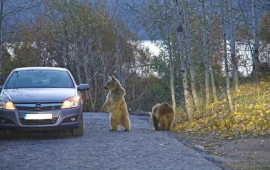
left=174, top=80, right=270, bottom=138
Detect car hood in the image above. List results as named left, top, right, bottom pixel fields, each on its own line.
left=1, top=88, right=77, bottom=103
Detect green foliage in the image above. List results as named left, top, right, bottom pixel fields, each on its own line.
left=151, top=52, right=170, bottom=78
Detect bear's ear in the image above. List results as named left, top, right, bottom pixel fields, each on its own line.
left=111, top=76, right=116, bottom=80
left=108, top=76, right=112, bottom=79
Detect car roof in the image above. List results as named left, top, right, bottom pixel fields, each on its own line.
left=14, top=67, right=68, bottom=72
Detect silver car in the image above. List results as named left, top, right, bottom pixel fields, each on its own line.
left=0, top=67, right=89, bottom=137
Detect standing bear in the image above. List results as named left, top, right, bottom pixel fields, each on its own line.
left=150, top=102, right=174, bottom=131
left=101, top=76, right=131, bottom=131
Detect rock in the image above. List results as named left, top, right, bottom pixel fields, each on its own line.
left=194, top=144, right=206, bottom=151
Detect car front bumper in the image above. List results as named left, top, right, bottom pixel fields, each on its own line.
left=0, top=107, right=83, bottom=131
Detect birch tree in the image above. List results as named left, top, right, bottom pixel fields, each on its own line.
left=0, top=0, right=3, bottom=84
left=221, top=1, right=234, bottom=112
left=175, top=0, right=193, bottom=122
left=252, top=0, right=259, bottom=82
left=164, top=2, right=176, bottom=113
left=208, top=0, right=218, bottom=101
left=182, top=0, right=200, bottom=109
left=201, top=0, right=210, bottom=105
left=111, top=11, right=123, bottom=83
left=74, top=44, right=81, bottom=84
left=166, top=23, right=177, bottom=113
left=229, top=0, right=239, bottom=91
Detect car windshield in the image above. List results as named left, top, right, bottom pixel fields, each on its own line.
left=4, top=70, right=75, bottom=89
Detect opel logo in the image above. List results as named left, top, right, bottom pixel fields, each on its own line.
left=35, top=103, right=42, bottom=110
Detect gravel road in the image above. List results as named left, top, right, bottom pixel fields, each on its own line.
left=0, top=112, right=223, bottom=170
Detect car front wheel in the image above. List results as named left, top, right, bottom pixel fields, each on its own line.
left=71, top=115, right=83, bottom=137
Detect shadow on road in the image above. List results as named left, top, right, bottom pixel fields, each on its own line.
left=0, top=130, right=73, bottom=141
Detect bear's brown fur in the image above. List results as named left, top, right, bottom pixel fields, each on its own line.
left=150, top=102, right=174, bottom=131
left=101, top=76, right=131, bottom=131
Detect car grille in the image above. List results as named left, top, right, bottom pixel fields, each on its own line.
left=19, top=118, right=57, bottom=125
left=15, top=103, right=62, bottom=111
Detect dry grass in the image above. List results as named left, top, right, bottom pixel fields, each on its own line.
left=174, top=79, right=270, bottom=138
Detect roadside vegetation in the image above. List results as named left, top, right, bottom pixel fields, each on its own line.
left=175, top=78, right=270, bottom=138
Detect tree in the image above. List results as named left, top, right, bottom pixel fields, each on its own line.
left=201, top=0, right=210, bottom=105
left=0, top=0, right=3, bottom=83
left=208, top=0, right=218, bottom=102
left=0, top=0, right=35, bottom=83
left=221, top=0, right=234, bottom=112
left=4, top=0, right=146, bottom=112
left=164, top=3, right=177, bottom=114
left=259, top=12, right=270, bottom=52
left=175, top=0, right=193, bottom=121
left=229, top=0, right=239, bottom=91
left=127, top=0, right=178, bottom=113
left=182, top=0, right=200, bottom=109
left=252, top=0, right=260, bottom=81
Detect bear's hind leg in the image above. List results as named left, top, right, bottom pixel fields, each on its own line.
left=152, top=116, right=159, bottom=131
left=121, top=116, right=130, bottom=131
left=166, top=116, right=174, bottom=131
left=160, top=117, right=168, bottom=131
left=110, top=116, right=120, bottom=131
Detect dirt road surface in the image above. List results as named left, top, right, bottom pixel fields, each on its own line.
left=0, top=113, right=227, bottom=170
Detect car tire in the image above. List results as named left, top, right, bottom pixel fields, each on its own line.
left=0, top=130, right=7, bottom=139
left=71, top=115, right=83, bottom=137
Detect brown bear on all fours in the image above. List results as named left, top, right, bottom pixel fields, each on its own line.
left=101, top=76, right=131, bottom=131
left=150, top=102, right=174, bottom=131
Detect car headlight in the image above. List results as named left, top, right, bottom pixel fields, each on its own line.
left=61, top=96, right=80, bottom=109
left=0, top=98, right=16, bottom=110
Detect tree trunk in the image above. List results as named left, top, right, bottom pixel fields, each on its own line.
left=114, top=27, right=122, bottom=83
left=97, top=33, right=107, bottom=101
left=201, top=0, right=210, bottom=105
left=93, top=75, right=97, bottom=111
left=83, top=53, right=91, bottom=111
left=175, top=0, right=193, bottom=122
left=75, top=58, right=81, bottom=84
left=221, top=3, right=234, bottom=112
left=229, top=0, right=239, bottom=92
left=88, top=43, right=97, bottom=111
left=74, top=44, right=81, bottom=84
left=83, top=42, right=95, bottom=111
left=252, top=0, right=259, bottom=82
left=166, top=24, right=177, bottom=114
left=0, top=0, right=4, bottom=84
left=209, top=0, right=218, bottom=101
left=182, top=0, right=200, bottom=110
left=101, top=54, right=107, bottom=101
left=132, top=81, right=135, bottom=112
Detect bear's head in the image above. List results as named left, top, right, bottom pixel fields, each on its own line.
left=104, top=76, right=119, bottom=91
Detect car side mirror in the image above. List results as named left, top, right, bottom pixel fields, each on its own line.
left=77, top=84, right=89, bottom=91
